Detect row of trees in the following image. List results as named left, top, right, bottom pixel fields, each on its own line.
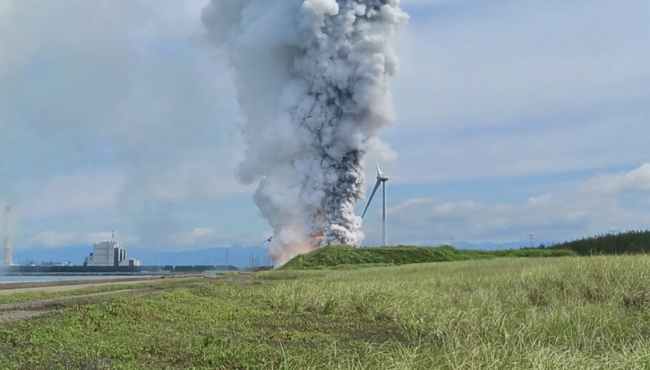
left=525, top=230, right=650, bottom=255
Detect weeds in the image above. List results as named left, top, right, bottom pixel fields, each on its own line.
left=1, top=257, right=650, bottom=369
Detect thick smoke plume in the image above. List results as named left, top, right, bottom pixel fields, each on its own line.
left=202, top=0, right=408, bottom=265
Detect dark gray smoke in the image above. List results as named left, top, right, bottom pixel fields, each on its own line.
left=202, top=0, right=408, bottom=265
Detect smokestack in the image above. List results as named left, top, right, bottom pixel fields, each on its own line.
left=3, top=206, right=11, bottom=266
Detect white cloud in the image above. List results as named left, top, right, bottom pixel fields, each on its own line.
left=16, top=170, right=126, bottom=219
left=0, top=0, right=249, bottom=243
left=388, top=0, right=650, bottom=183
left=0, top=0, right=244, bottom=192
left=369, top=163, right=650, bottom=245
left=173, top=227, right=220, bottom=246
left=583, top=164, right=650, bottom=195
left=128, top=160, right=254, bottom=202
left=168, top=227, right=268, bottom=250
left=27, top=230, right=138, bottom=249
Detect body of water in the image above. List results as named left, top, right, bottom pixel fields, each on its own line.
left=0, top=275, right=148, bottom=283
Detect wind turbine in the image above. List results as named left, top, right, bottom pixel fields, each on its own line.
left=362, top=163, right=394, bottom=246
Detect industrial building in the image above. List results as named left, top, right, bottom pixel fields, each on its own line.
left=84, top=240, right=141, bottom=267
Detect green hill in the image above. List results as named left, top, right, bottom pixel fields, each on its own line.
left=281, top=245, right=575, bottom=270
left=549, top=230, right=650, bottom=255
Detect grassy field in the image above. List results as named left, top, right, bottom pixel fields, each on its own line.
left=2, top=256, right=650, bottom=369
left=282, top=245, right=576, bottom=270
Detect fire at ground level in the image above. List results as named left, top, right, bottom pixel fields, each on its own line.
left=271, top=235, right=325, bottom=268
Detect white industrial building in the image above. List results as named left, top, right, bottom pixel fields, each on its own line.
left=84, top=240, right=141, bottom=267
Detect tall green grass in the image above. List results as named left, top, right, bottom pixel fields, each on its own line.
left=259, top=256, right=650, bottom=368
left=2, top=256, right=650, bottom=369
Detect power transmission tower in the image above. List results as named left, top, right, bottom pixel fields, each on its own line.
left=527, top=234, right=534, bottom=249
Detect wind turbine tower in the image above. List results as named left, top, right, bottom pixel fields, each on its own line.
left=3, top=206, right=12, bottom=266
left=362, top=163, right=394, bottom=246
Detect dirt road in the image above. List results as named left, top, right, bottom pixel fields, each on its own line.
left=0, top=277, right=166, bottom=295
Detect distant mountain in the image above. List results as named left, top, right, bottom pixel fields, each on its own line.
left=13, top=245, right=270, bottom=269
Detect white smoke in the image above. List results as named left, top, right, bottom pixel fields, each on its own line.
left=202, top=0, right=408, bottom=266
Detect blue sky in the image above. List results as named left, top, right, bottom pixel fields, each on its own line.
left=0, top=0, right=649, bottom=255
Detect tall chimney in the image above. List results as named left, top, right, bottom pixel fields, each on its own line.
left=3, top=206, right=11, bottom=266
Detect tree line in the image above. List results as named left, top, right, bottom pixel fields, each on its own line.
left=525, top=230, right=650, bottom=255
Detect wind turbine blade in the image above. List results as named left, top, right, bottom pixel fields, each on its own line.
left=362, top=180, right=382, bottom=219
left=376, top=162, right=383, bottom=177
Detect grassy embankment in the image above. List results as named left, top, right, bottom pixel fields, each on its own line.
left=281, top=245, right=576, bottom=270
left=3, top=256, right=650, bottom=369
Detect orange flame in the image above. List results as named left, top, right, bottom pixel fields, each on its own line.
left=270, top=235, right=325, bottom=268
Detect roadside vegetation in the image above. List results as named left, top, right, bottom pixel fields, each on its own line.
left=3, top=256, right=650, bottom=369
left=548, top=230, right=650, bottom=255
left=281, top=245, right=576, bottom=270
